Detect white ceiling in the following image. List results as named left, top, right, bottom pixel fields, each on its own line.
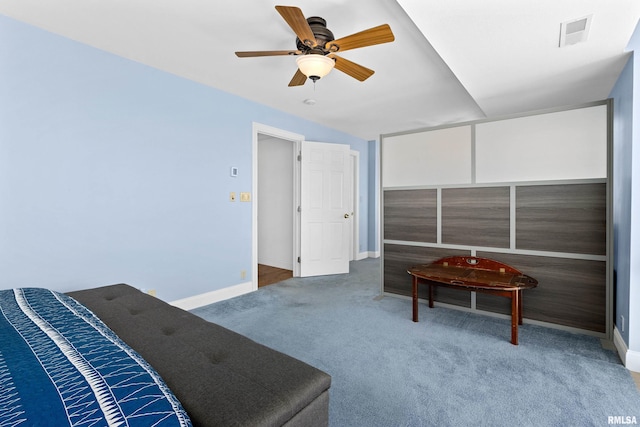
left=1, top=0, right=638, bottom=140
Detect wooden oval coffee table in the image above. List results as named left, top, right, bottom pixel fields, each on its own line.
left=408, top=256, right=538, bottom=345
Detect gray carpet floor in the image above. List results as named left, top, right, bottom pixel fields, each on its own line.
left=192, top=258, right=640, bottom=427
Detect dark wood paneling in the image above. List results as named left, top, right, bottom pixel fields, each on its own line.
left=382, top=181, right=608, bottom=334
left=474, top=292, right=512, bottom=316
left=442, top=187, right=510, bottom=248
left=477, top=252, right=606, bottom=332
left=516, top=183, right=606, bottom=255
left=383, top=190, right=437, bottom=243
left=384, top=244, right=470, bottom=308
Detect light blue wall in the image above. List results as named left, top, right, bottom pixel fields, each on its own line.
left=610, top=19, right=640, bottom=354
left=628, top=22, right=640, bottom=354
left=0, top=15, right=371, bottom=301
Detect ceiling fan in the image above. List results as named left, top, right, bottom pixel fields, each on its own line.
left=235, top=5, right=395, bottom=87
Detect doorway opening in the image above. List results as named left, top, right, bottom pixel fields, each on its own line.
left=253, top=124, right=302, bottom=290
left=257, top=132, right=298, bottom=287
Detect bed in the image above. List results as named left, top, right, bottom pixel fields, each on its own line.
left=1, top=284, right=331, bottom=427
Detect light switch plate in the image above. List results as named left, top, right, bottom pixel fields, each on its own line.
left=240, top=192, right=251, bottom=202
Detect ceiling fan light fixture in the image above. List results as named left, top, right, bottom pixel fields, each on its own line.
left=296, top=54, right=335, bottom=82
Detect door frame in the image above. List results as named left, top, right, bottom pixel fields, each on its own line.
left=350, top=150, right=360, bottom=261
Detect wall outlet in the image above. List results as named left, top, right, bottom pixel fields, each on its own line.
left=240, top=192, right=251, bottom=202
left=147, top=289, right=156, bottom=297
left=240, top=270, right=246, bottom=280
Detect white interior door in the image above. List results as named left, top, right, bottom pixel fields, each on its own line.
left=300, top=141, right=351, bottom=277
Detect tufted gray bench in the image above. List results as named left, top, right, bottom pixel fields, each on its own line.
left=67, top=284, right=331, bottom=427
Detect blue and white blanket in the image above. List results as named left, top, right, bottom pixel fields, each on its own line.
left=0, top=288, right=192, bottom=427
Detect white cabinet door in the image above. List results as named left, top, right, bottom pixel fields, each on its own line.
left=300, top=141, right=351, bottom=277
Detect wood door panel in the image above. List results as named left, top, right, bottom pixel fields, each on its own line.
left=516, top=183, right=606, bottom=255
left=477, top=252, right=606, bottom=332
left=384, top=244, right=470, bottom=307
left=383, top=189, right=437, bottom=243
left=442, top=187, right=510, bottom=248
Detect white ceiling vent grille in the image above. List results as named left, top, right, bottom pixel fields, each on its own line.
left=559, top=15, right=593, bottom=47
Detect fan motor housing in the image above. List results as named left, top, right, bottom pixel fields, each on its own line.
left=296, top=16, right=334, bottom=52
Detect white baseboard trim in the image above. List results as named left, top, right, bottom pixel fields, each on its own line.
left=614, top=327, right=627, bottom=365
left=628, top=350, right=640, bottom=372
left=613, top=326, right=640, bottom=372
left=170, top=281, right=253, bottom=311
left=356, top=252, right=369, bottom=261
left=172, top=253, right=381, bottom=310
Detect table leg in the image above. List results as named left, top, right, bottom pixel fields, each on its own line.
left=518, top=290, right=524, bottom=325
left=412, top=276, right=418, bottom=322
left=428, top=284, right=434, bottom=308
left=511, top=290, right=519, bottom=345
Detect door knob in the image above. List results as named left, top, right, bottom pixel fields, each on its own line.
left=344, top=213, right=350, bottom=218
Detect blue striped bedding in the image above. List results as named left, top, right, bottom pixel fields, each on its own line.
left=0, top=288, right=192, bottom=427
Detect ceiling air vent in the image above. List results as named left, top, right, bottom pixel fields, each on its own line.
left=559, top=15, right=593, bottom=47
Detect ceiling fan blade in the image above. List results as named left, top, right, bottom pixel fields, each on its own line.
left=275, top=5, right=317, bottom=48
left=329, top=54, right=374, bottom=82
left=235, top=50, right=300, bottom=58
left=326, top=24, right=394, bottom=53
left=288, top=69, right=308, bottom=87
